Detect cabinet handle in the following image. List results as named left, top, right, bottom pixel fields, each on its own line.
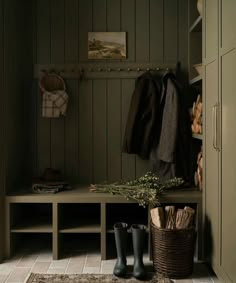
left=216, top=103, right=220, bottom=152
left=212, top=104, right=217, bottom=150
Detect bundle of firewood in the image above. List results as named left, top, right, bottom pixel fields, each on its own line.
left=150, top=206, right=195, bottom=230
left=191, top=95, right=202, bottom=134
left=194, top=147, right=203, bottom=190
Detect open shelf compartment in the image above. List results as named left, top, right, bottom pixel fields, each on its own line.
left=10, top=203, right=52, bottom=233
left=106, top=203, right=148, bottom=233
left=58, top=203, right=101, bottom=233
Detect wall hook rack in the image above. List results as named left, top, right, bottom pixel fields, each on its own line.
left=35, top=63, right=176, bottom=79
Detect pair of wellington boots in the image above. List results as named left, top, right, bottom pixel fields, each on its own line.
left=113, top=222, right=147, bottom=280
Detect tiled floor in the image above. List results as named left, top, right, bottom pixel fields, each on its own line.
left=0, top=248, right=220, bottom=283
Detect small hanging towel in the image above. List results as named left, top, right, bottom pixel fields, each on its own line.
left=42, top=90, right=68, bottom=118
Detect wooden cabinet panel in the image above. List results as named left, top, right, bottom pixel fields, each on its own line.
left=205, top=0, right=218, bottom=60
left=221, top=48, right=236, bottom=282
left=221, top=0, right=236, bottom=49
left=205, top=60, right=219, bottom=268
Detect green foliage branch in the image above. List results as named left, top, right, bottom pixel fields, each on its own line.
left=90, top=172, right=184, bottom=207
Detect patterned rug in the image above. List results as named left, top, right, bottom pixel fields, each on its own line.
left=26, top=273, right=172, bottom=283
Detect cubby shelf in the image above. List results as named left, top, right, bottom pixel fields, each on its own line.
left=6, top=186, right=202, bottom=261
left=189, top=16, right=202, bottom=32
left=59, top=224, right=101, bottom=234
left=11, top=220, right=52, bottom=233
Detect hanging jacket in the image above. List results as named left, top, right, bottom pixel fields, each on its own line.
left=150, top=73, right=191, bottom=182
left=122, top=71, right=162, bottom=159
left=122, top=71, right=191, bottom=182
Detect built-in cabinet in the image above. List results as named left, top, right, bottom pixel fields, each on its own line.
left=204, top=0, right=236, bottom=282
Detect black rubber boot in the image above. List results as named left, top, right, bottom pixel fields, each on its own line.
left=131, top=224, right=147, bottom=280
left=113, top=222, right=128, bottom=277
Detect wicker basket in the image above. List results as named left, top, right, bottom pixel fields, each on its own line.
left=151, top=223, right=196, bottom=279
left=39, top=73, right=65, bottom=93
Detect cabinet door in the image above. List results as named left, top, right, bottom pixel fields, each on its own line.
left=221, top=48, right=236, bottom=282
left=205, top=0, right=218, bottom=60
left=205, top=60, right=219, bottom=269
left=221, top=0, right=236, bottom=50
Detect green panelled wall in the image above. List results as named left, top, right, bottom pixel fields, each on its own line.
left=4, top=0, right=33, bottom=191
left=32, top=0, right=188, bottom=184
left=0, top=0, right=4, bottom=262
left=0, top=0, right=33, bottom=258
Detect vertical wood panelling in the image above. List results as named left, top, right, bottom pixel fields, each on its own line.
left=1, top=0, right=33, bottom=254
left=121, top=0, right=135, bottom=62
left=37, top=89, right=51, bottom=174
left=37, top=0, right=51, bottom=63
left=136, top=0, right=150, bottom=61
left=0, top=0, right=4, bottom=192
left=30, top=81, right=39, bottom=177
left=107, top=80, right=121, bottom=182
left=19, top=1, right=34, bottom=182
left=0, top=0, right=4, bottom=262
left=107, top=0, right=121, bottom=181
left=164, top=0, right=178, bottom=63
left=93, top=0, right=107, bottom=31
left=64, top=0, right=79, bottom=182
left=37, top=0, right=51, bottom=173
left=178, top=0, right=188, bottom=68
left=65, top=0, right=79, bottom=63
left=5, top=0, right=24, bottom=188
left=135, top=158, right=149, bottom=178
left=79, top=0, right=92, bottom=62
left=93, top=80, right=107, bottom=183
left=135, top=0, right=150, bottom=174
left=51, top=0, right=65, bottom=63
left=78, top=80, right=93, bottom=183
left=150, top=0, right=164, bottom=62
left=33, top=0, right=188, bottom=183
left=121, top=80, right=135, bottom=181
left=32, top=0, right=37, bottom=64
left=50, top=0, right=65, bottom=173
left=0, top=0, right=3, bottom=112
left=65, top=80, right=79, bottom=183
left=107, top=0, right=120, bottom=31
left=4, top=0, right=13, bottom=187
left=0, top=197, right=3, bottom=262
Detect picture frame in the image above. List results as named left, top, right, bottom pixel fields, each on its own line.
left=88, top=32, right=126, bottom=59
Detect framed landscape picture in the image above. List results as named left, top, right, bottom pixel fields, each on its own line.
left=88, top=32, right=126, bottom=59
